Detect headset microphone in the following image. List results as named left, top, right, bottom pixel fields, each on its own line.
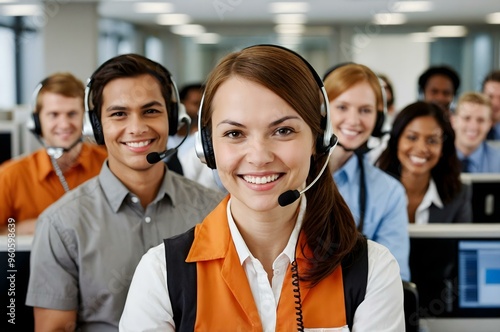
left=45, top=137, right=83, bottom=159
left=146, top=149, right=177, bottom=164
left=278, top=148, right=334, bottom=207
left=146, top=116, right=191, bottom=164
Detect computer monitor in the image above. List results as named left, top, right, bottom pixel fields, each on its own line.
left=409, top=224, right=500, bottom=332
left=461, top=173, right=500, bottom=223
left=0, top=235, right=34, bottom=331
left=0, top=121, right=20, bottom=165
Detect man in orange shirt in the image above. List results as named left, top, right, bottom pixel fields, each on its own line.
left=0, top=72, right=107, bottom=234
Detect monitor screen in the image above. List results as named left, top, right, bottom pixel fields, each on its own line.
left=458, top=240, right=500, bottom=309
left=0, top=121, right=19, bottom=165
left=409, top=224, right=500, bottom=319
left=461, top=173, right=500, bottom=223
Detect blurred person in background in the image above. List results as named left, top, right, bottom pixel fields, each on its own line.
left=378, top=101, right=472, bottom=224
left=0, top=72, right=107, bottom=234
left=451, top=92, right=500, bottom=173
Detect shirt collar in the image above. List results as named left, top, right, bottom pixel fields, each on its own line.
left=227, top=196, right=306, bottom=266
left=333, top=154, right=358, bottom=185
left=99, top=162, right=174, bottom=213
left=419, top=178, right=443, bottom=210
left=467, top=142, right=486, bottom=168
left=37, top=149, right=55, bottom=182
left=37, top=143, right=93, bottom=182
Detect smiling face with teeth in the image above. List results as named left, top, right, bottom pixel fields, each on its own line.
left=397, top=115, right=443, bottom=179
left=210, top=76, right=314, bottom=213
left=39, top=92, right=84, bottom=149
left=329, top=81, right=378, bottom=151
left=451, top=101, right=492, bottom=156
left=101, top=74, right=169, bottom=177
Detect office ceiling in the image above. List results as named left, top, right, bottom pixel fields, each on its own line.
left=1, top=1, right=499, bottom=34
left=95, top=0, right=500, bottom=27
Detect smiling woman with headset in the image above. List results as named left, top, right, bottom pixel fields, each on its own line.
left=120, top=45, right=404, bottom=331
left=323, top=63, right=411, bottom=282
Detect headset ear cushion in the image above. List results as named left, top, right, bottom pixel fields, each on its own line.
left=90, top=111, right=105, bottom=145
left=201, top=127, right=216, bottom=169
left=371, top=111, right=385, bottom=138
left=169, top=101, right=179, bottom=136
left=31, top=113, right=42, bottom=137
left=316, top=134, right=327, bottom=155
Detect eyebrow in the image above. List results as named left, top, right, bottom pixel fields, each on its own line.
left=216, top=115, right=301, bottom=128
left=405, top=129, right=442, bottom=137
left=104, top=100, right=164, bottom=113
left=335, top=100, right=375, bottom=108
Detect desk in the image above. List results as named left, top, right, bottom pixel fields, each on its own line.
left=420, top=318, right=500, bottom=332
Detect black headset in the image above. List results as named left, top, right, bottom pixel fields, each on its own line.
left=83, top=54, right=187, bottom=145
left=26, top=78, right=49, bottom=137
left=195, top=44, right=337, bottom=170
left=323, top=62, right=388, bottom=139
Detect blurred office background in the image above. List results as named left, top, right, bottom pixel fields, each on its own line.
left=1, top=0, right=499, bottom=158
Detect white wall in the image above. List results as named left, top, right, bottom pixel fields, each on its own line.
left=353, top=34, right=430, bottom=112
left=42, top=2, right=99, bottom=83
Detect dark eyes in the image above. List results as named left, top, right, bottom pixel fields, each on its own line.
left=224, top=131, right=242, bottom=139
left=276, top=127, right=294, bottom=136
left=110, top=109, right=161, bottom=117
left=223, top=127, right=295, bottom=139
left=110, top=111, right=125, bottom=117
left=404, top=134, right=442, bottom=146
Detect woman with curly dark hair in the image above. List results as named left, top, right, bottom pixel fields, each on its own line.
left=378, top=101, right=472, bottom=223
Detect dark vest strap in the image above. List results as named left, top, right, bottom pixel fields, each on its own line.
left=164, top=227, right=196, bottom=332
left=342, top=234, right=369, bottom=330
left=165, top=229, right=368, bottom=331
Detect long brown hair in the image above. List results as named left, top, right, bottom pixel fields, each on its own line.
left=201, top=45, right=360, bottom=286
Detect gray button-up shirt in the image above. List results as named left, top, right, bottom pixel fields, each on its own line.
left=26, top=162, right=224, bottom=331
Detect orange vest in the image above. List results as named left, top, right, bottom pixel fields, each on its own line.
left=186, top=197, right=347, bottom=331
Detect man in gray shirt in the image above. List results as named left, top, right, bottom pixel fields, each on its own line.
left=26, top=54, right=224, bottom=331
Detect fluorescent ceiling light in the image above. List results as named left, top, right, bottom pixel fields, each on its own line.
left=157, top=13, right=190, bottom=25
left=269, top=2, right=309, bottom=13
left=373, top=13, right=407, bottom=25
left=428, top=25, right=467, bottom=37
left=486, top=12, right=500, bottom=24
left=274, top=24, right=305, bottom=35
left=170, top=24, right=206, bottom=36
left=273, top=14, right=307, bottom=24
left=134, top=2, right=174, bottom=14
left=195, top=33, right=221, bottom=44
left=1, top=5, right=41, bottom=16
left=392, top=1, right=433, bottom=12
left=409, top=32, right=435, bottom=43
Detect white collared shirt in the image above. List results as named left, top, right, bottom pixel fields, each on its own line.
left=227, top=196, right=305, bottom=332
left=415, top=178, right=444, bottom=225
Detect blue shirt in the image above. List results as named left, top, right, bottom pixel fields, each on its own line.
left=333, top=154, right=410, bottom=281
left=457, top=142, right=500, bottom=173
